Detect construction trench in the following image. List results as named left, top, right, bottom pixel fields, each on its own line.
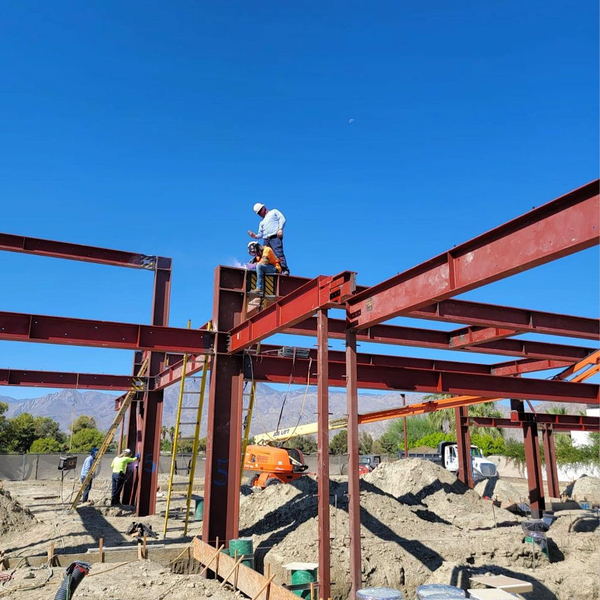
left=0, top=180, right=599, bottom=599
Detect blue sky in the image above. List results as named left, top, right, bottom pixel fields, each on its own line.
left=0, top=0, right=598, bottom=401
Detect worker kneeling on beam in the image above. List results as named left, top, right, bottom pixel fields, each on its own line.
left=248, top=241, right=281, bottom=294
left=110, top=449, right=139, bottom=506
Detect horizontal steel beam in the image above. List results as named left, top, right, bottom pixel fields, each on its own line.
left=449, top=326, right=519, bottom=349
left=415, top=300, right=599, bottom=341
left=0, top=368, right=144, bottom=391
left=468, top=415, right=600, bottom=432
left=0, top=232, right=171, bottom=270
left=0, top=311, right=213, bottom=353
left=228, top=272, right=355, bottom=353
left=247, top=355, right=599, bottom=402
left=348, top=180, right=600, bottom=329
left=285, top=317, right=594, bottom=362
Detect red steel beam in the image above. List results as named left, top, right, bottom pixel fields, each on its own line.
left=345, top=331, right=362, bottom=598
left=0, top=311, right=213, bottom=354
left=0, top=368, right=141, bottom=391
left=0, top=232, right=172, bottom=270
left=491, top=358, right=572, bottom=377
left=317, top=310, right=331, bottom=600
left=348, top=180, right=600, bottom=330
left=248, top=355, right=599, bottom=403
left=285, top=318, right=595, bottom=363
left=542, top=428, right=561, bottom=497
left=449, top=326, right=520, bottom=349
left=468, top=416, right=600, bottom=432
left=455, top=406, right=473, bottom=488
left=228, top=272, right=355, bottom=353
left=416, top=300, right=599, bottom=341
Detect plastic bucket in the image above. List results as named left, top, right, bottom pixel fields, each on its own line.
left=356, top=588, right=403, bottom=600
left=416, top=584, right=466, bottom=599
left=291, top=568, right=317, bottom=599
left=191, top=495, right=204, bottom=521
left=229, top=537, right=254, bottom=569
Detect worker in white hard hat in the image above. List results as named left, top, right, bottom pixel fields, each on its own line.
left=247, top=203, right=289, bottom=275
left=247, top=241, right=281, bottom=293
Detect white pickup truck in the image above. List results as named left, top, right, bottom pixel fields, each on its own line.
left=399, top=441, right=497, bottom=481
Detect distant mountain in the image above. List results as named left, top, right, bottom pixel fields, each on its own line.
left=2, top=383, right=427, bottom=439
left=5, top=384, right=586, bottom=442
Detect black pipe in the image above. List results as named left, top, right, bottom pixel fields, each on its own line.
left=54, top=561, right=91, bottom=600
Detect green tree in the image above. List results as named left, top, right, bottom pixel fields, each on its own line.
left=547, top=405, right=568, bottom=416
left=34, top=417, right=65, bottom=444
left=386, top=416, right=437, bottom=451
left=69, top=428, right=104, bottom=452
left=329, top=430, right=347, bottom=455
left=287, top=435, right=318, bottom=454
left=72, top=415, right=97, bottom=434
left=413, top=432, right=455, bottom=449
left=4, top=413, right=36, bottom=453
left=470, top=433, right=505, bottom=456
left=30, top=437, right=63, bottom=453
left=373, top=431, right=398, bottom=455
left=358, top=432, right=373, bottom=455
left=0, top=402, right=9, bottom=452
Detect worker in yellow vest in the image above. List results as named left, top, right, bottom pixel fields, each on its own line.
left=110, top=449, right=139, bottom=506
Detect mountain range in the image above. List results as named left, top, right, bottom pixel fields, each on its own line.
left=3, top=384, right=587, bottom=442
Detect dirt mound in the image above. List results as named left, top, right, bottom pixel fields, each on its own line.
left=474, top=478, right=525, bottom=504
left=0, top=487, right=36, bottom=537
left=566, top=475, right=600, bottom=504
left=363, top=459, right=516, bottom=530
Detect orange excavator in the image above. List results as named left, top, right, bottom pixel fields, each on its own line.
left=243, top=444, right=308, bottom=488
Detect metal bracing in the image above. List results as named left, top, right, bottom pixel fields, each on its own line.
left=317, top=309, right=331, bottom=600
left=455, top=406, right=473, bottom=488
left=347, top=180, right=599, bottom=330
left=248, top=354, right=599, bottom=403
left=0, top=231, right=172, bottom=270
left=0, top=310, right=213, bottom=353
left=345, top=331, right=361, bottom=597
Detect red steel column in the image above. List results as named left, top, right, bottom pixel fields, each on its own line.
left=512, top=400, right=545, bottom=517
left=203, top=267, right=245, bottom=545
left=346, top=330, right=361, bottom=598
left=542, top=427, right=560, bottom=498
left=136, top=265, right=171, bottom=516
left=455, top=406, right=473, bottom=488
left=317, top=309, right=331, bottom=600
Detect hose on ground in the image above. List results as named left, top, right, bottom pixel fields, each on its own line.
left=53, top=561, right=90, bottom=600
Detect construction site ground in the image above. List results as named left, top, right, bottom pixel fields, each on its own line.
left=1, top=462, right=598, bottom=600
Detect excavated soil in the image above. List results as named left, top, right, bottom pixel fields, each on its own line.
left=0, top=486, right=37, bottom=538
left=239, top=460, right=600, bottom=600
left=565, top=475, right=600, bottom=505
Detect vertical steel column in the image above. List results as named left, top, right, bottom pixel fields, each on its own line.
left=454, top=406, right=473, bottom=488
left=511, top=400, right=545, bottom=517
left=136, top=264, right=171, bottom=516
left=402, top=394, right=408, bottom=458
left=317, top=309, right=331, bottom=600
left=542, top=426, right=560, bottom=498
left=345, top=330, right=361, bottom=599
left=122, top=400, right=140, bottom=505
left=203, top=267, right=245, bottom=545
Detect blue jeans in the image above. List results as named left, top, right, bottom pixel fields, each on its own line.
left=111, top=472, right=125, bottom=505
left=264, top=236, right=289, bottom=273
left=256, top=263, right=277, bottom=290
left=81, top=476, right=93, bottom=502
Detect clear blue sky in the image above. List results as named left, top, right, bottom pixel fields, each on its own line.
left=1, top=0, right=598, bottom=400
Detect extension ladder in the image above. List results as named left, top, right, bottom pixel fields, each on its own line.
left=163, top=322, right=211, bottom=538
left=70, top=357, right=149, bottom=509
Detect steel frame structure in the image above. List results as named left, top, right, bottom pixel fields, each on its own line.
left=0, top=181, right=598, bottom=599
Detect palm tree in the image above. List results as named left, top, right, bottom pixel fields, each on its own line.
left=426, top=394, right=504, bottom=438
left=547, top=405, right=568, bottom=415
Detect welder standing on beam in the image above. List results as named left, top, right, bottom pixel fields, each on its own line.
left=248, top=203, right=290, bottom=275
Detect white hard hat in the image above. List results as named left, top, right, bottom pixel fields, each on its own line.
left=123, top=448, right=132, bottom=455
left=253, top=203, right=265, bottom=214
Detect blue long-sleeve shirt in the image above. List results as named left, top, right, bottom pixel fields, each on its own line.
left=257, top=209, right=286, bottom=239
left=81, top=455, right=96, bottom=478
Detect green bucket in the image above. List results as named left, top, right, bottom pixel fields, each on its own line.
left=291, top=568, right=317, bottom=599
left=191, top=495, right=204, bottom=521
left=229, top=537, right=254, bottom=569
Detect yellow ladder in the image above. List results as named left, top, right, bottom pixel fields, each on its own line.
left=70, top=357, right=149, bottom=509
left=163, top=322, right=211, bottom=537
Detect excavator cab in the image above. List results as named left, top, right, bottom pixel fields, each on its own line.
left=243, top=444, right=308, bottom=488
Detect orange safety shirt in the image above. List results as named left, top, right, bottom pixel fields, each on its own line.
left=261, top=247, right=282, bottom=272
